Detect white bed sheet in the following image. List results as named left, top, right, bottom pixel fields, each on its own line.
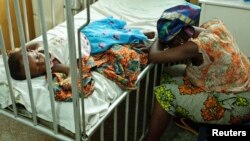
left=0, top=0, right=186, bottom=133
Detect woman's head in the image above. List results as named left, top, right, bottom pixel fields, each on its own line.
left=167, top=25, right=195, bottom=47
left=157, top=3, right=201, bottom=45
left=8, top=50, right=46, bottom=80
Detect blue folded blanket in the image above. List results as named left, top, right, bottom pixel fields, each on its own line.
left=81, top=17, right=148, bottom=54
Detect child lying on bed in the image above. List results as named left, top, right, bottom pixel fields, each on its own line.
left=8, top=17, right=155, bottom=101
left=7, top=36, right=77, bottom=91
left=146, top=3, right=250, bottom=141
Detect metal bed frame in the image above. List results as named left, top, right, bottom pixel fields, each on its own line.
left=0, top=0, right=160, bottom=140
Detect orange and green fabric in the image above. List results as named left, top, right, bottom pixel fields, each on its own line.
left=187, top=19, right=250, bottom=93
left=81, top=43, right=148, bottom=90
left=156, top=65, right=250, bottom=125
left=52, top=43, right=148, bottom=101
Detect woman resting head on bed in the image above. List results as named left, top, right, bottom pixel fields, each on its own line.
left=147, top=3, right=250, bottom=141
left=8, top=41, right=72, bottom=90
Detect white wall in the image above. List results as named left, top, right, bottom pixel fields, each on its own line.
left=31, top=0, right=98, bottom=37
left=199, top=0, right=250, bottom=57
left=32, top=0, right=65, bottom=37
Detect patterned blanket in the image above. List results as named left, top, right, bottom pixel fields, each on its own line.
left=52, top=43, right=148, bottom=101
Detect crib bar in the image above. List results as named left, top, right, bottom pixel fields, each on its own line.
left=100, top=123, right=104, bottom=141
left=37, top=0, right=58, bottom=134
left=113, top=108, right=118, bottom=141
left=151, top=64, right=158, bottom=114
left=86, top=91, right=130, bottom=136
left=22, top=0, right=30, bottom=42
left=51, top=0, right=56, bottom=27
left=161, top=64, right=165, bottom=76
left=124, top=94, right=130, bottom=141
left=4, top=0, right=15, bottom=50
left=80, top=0, right=85, bottom=9
left=0, top=27, right=17, bottom=116
left=80, top=0, right=97, bottom=9
left=138, top=66, right=158, bottom=141
left=13, top=0, right=38, bottom=125
left=86, top=64, right=154, bottom=140
left=72, top=0, right=82, bottom=14
left=142, top=72, right=150, bottom=135
left=136, top=64, right=154, bottom=84
left=85, top=65, right=157, bottom=140
left=77, top=0, right=91, bottom=139
left=77, top=0, right=90, bottom=139
left=65, top=0, right=82, bottom=141
left=134, top=82, right=140, bottom=141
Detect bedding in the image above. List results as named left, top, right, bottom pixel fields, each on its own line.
left=81, top=16, right=148, bottom=54
left=0, top=0, right=186, bottom=133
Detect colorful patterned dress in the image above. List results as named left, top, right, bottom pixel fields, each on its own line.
left=155, top=19, right=250, bottom=124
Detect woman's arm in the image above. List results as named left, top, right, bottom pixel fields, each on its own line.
left=149, top=38, right=201, bottom=64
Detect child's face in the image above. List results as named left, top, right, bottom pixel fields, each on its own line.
left=20, top=50, right=46, bottom=78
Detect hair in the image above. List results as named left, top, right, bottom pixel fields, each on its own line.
left=8, top=51, right=26, bottom=80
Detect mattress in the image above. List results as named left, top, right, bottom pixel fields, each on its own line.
left=0, top=0, right=186, bottom=133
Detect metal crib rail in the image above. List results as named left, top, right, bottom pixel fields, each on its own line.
left=1, top=0, right=160, bottom=141
left=0, top=25, right=74, bottom=141
left=13, top=0, right=38, bottom=125
left=0, top=27, right=17, bottom=116
left=37, top=0, right=58, bottom=135
left=84, top=64, right=158, bottom=141
left=0, top=0, right=74, bottom=140
left=21, top=0, right=30, bottom=42
left=76, top=0, right=91, bottom=140
left=65, top=0, right=83, bottom=140
left=0, top=0, right=86, bottom=140
left=4, top=0, right=15, bottom=50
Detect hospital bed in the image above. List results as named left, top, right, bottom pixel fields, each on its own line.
left=0, top=0, right=188, bottom=140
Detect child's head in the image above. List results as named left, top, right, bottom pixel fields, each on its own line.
left=8, top=49, right=46, bottom=80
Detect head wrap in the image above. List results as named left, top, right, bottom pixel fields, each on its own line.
left=157, top=3, right=201, bottom=43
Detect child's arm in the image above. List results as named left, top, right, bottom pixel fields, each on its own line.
left=52, top=64, right=72, bottom=90
left=51, top=63, right=70, bottom=76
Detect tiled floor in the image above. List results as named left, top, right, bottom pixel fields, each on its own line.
left=0, top=114, right=197, bottom=141
left=0, top=114, right=57, bottom=141
left=161, top=120, right=197, bottom=141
